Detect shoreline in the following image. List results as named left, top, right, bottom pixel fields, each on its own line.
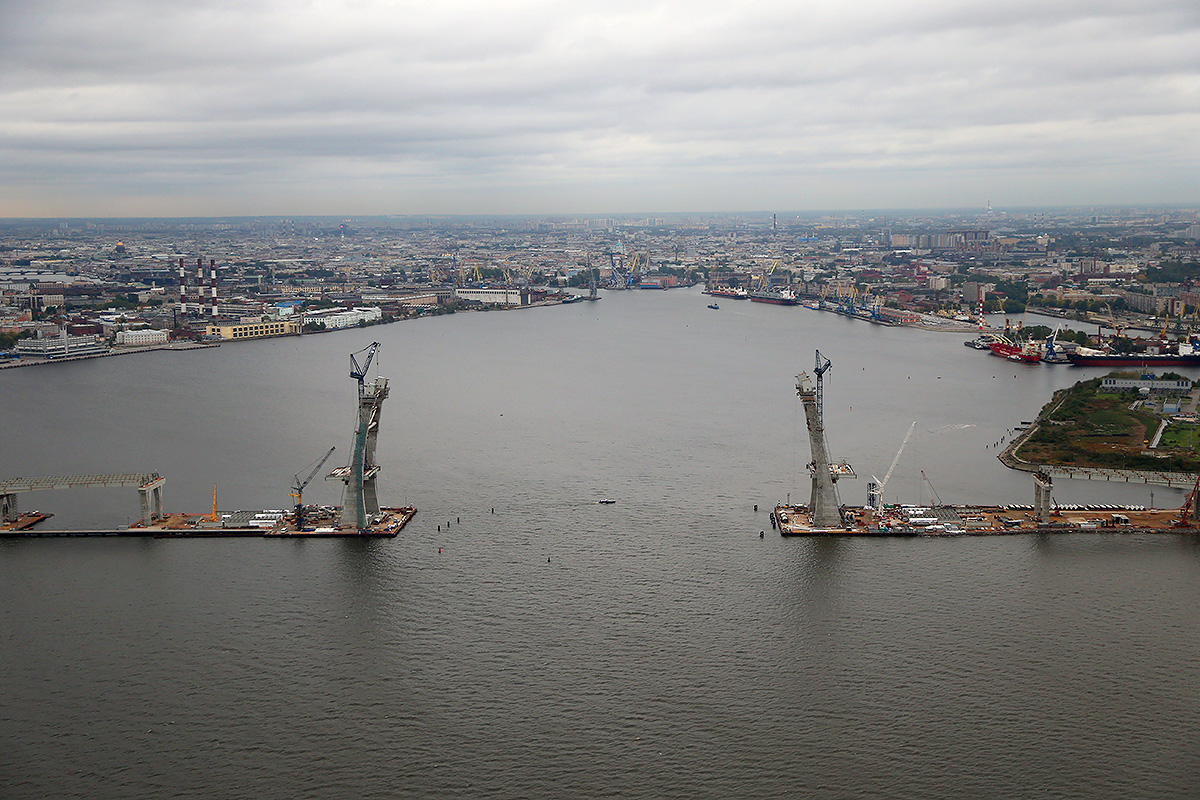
left=997, top=389, right=1198, bottom=488
left=0, top=296, right=579, bottom=370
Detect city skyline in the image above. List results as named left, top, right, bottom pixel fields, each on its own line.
left=2, top=0, right=1198, bottom=218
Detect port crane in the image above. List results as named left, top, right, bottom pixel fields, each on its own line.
left=290, top=446, right=336, bottom=529
left=607, top=251, right=627, bottom=289
left=757, top=261, right=778, bottom=291
left=869, top=420, right=916, bottom=510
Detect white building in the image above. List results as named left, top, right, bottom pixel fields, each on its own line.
left=15, top=332, right=109, bottom=358
left=115, top=328, right=169, bottom=346
left=303, top=307, right=383, bottom=330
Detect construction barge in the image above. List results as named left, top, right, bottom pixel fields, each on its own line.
left=1, top=343, right=418, bottom=541
left=778, top=349, right=1200, bottom=538
left=772, top=503, right=1200, bottom=536
left=1, top=506, right=416, bottom=539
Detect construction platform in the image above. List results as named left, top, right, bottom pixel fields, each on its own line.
left=773, top=504, right=1200, bottom=536
left=0, top=506, right=416, bottom=539
left=0, top=511, right=54, bottom=531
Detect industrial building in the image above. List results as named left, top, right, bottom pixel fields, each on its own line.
left=454, top=287, right=529, bottom=306
left=205, top=319, right=300, bottom=340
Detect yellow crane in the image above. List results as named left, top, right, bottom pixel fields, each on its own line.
left=758, top=261, right=776, bottom=291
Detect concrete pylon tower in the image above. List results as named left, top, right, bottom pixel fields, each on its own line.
left=1033, top=469, right=1053, bottom=522
left=329, top=343, right=389, bottom=530
left=797, top=350, right=842, bottom=528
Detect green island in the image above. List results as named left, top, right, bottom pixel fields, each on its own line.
left=1013, top=373, right=1200, bottom=473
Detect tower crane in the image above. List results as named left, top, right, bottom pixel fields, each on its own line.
left=869, top=421, right=916, bottom=510
left=350, top=341, right=380, bottom=397
left=813, top=349, right=832, bottom=426
left=290, top=446, right=336, bottom=529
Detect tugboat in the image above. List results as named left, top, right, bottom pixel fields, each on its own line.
left=707, top=303, right=719, bottom=310
left=964, top=332, right=1001, bottom=350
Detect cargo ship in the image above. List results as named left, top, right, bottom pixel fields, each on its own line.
left=748, top=287, right=799, bottom=305
left=707, top=285, right=748, bottom=299
left=1066, top=347, right=1200, bottom=367
left=985, top=335, right=1042, bottom=363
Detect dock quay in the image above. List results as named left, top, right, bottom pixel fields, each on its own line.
left=0, top=341, right=220, bottom=370
left=0, top=506, right=417, bottom=539
left=773, top=503, right=1200, bottom=536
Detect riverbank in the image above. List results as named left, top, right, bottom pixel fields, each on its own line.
left=0, top=340, right=220, bottom=369
left=998, top=381, right=1199, bottom=488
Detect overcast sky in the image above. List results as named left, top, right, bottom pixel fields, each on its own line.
left=1, top=0, right=1198, bottom=217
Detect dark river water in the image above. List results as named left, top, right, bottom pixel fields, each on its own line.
left=3, top=288, right=1199, bottom=798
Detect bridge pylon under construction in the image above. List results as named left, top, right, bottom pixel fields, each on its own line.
left=796, top=350, right=854, bottom=529
left=328, top=342, right=389, bottom=530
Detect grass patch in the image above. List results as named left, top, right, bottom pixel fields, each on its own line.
left=1014, top=375, right=1200, bottom=472
left=1159, top=423, right=1200, bottom=451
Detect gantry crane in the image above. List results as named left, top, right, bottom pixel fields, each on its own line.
left=290, top=446, right=336, bottom=529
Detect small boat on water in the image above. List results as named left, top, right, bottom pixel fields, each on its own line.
left=598, top=499, right=616, bottom=505
left=707, top=303, right=719, bottom=310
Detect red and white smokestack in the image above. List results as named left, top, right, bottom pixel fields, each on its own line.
left=178, top=257, right=187, bottom=309
left=196, top=258, right=205, bottom=316
left=978, top=299, right=984, bottom=332
left=209, top=259, right=218, bottom=316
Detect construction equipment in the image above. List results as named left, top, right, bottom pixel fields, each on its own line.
left=607, top=251, right=626, bottom=289
left=1175, top=473, right=1200, bottom=527
left=813, top=349, right=831, bottom=424
left=350, top=342, right=380, bottom=395
left=869, top=421, right=916, bottom=510
left=290, top=446, right=336, bottom=529
left=921, top=469, right=944, bottom=507
left=757, top=261, right=777, bottom=291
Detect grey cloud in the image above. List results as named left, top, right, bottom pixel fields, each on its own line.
left=1, top=0, right=1198, bottom=215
